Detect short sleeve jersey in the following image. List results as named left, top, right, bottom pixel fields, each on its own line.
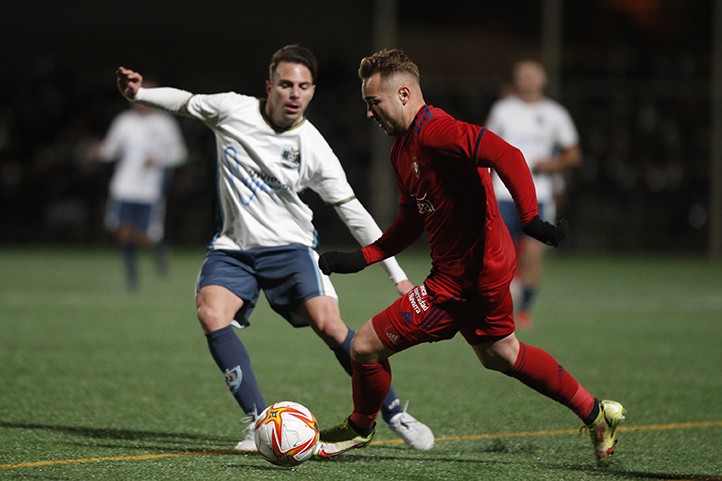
left=185, top=93, right=356, bottom=250
left=486, top=95, right=578, bottom=204
left=364, top=105, right=538, bottom=300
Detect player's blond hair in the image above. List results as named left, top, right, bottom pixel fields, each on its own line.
left=358, top=49, right=420, bottom=82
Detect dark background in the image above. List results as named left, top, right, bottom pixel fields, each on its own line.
left=0, top=0, right=714, bottom=253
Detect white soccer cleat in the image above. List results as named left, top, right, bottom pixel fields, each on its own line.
left=234, top=412, right=259, bottom=452
left=387, top=409, right=434, bottom=451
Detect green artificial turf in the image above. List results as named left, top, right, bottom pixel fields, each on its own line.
left=1, top=247, right=720, bottom=480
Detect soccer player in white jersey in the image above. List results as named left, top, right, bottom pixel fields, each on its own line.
left=487, top=59, right=581, bottom=327
left=93, top=98, right=187, bottom=291
left=114, top=45, right=434, bottom=451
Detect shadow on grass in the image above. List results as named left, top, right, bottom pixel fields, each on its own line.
left=316, top=450, right=722, bottom=481
left=0, top=421, right=235, bottom=448
left=551, top=461, right=722, bottom=481
left=4, top=422, right=720, bottom=481
left=605, top=471, right=722, bottom=481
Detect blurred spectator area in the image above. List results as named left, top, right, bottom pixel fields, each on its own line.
left=0, top=0, right=713, bottom=253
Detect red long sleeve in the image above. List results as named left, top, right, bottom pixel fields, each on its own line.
left=474, top=128, right=538, bottom=226
left=362, top=202, right=424, bottom=265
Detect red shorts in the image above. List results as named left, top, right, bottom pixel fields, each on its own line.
left=371, top=282, right=515, bottom=352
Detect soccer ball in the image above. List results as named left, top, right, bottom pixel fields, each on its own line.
left=254, top=401, right=319, bottom=467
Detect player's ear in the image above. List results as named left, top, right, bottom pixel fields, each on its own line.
left=399, top=85, right=410, bottom=105
left=265, top=79, right=272, bottom=95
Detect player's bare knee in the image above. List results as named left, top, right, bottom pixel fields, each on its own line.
left=196, top=302, right=230, bottom=333
left=474, top=334, right=519, bottom=371
left=314, top=314, right=348, bottom=341
left=349, top=334, right=375, bottom=363
left=479, top=350, right=515, bottom=371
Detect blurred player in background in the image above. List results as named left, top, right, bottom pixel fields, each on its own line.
left=315, top=49, right=624, bottom=466
left=92, top=90, right=187, bottom=291
left=486, top=58, right=581, bottom=327
left=114, top=45, right=434, bottom=451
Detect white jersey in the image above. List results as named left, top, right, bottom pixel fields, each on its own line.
left=100, top=109, right=187, bottom=203
left=486, top=95, right=578, bottom=205
left=134, top=87, right=407, bottom=284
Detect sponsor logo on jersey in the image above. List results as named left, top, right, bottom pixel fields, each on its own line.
left=386, top=331, right=399, bottom=344
left=281, top=146, right=301, bottom=169
left=224, top=146, right=294, bottom=206
left=414, top=192, right=436, bottom=214
left=407, top=284, right=430, bottom=314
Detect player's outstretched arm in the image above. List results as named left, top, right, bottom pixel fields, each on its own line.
left=116, top=66, right=143, bottom=99
left=333, top=199, right=411, bottom=292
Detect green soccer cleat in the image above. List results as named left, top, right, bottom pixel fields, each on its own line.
left=584, top=400, right=626, bottom=466
left=313, top=418, right=375, bottom=459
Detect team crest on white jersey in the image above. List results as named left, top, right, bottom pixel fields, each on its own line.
left=281, top=146, right=301, bottom=169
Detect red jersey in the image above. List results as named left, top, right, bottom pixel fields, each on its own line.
left=362, top=105, right=539, bottom=300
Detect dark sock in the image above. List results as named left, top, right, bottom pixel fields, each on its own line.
left=347, top=416, right=375, bottom=437
left=582, top=399, right=601, bottom=426
left=120, top=243, right=138, bottom=290
left=153, top=242, right=169, bottom=277
left=206, top=325, right=265, bottom=417
left=520, top=285, right=537, bottom=312
left=332, top=329, right=403, bottom=423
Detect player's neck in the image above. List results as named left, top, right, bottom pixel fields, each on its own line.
left=260, top=99, right=303, bottom=133
left=518, top=91, right=544, bottom=103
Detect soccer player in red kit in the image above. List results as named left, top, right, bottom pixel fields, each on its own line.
left=314, top=49, right=625, bottom=466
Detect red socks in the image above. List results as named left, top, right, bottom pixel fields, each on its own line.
left=349, top=359, right=391, bottom=429
left=506, top=342, right=596, bottom=421
left=348, top=342, right=596, bottom=429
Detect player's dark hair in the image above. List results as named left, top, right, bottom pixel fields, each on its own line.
left=269, top=44, right=318, bottom=83
left=508, top=53, right=544, bottom=79
left=358, top=48, right=420, bottom=82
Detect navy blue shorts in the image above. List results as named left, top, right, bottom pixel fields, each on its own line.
left=196, top=244, right=337, bottom=329
left=497, top=200, right=549, bottom=242
left=105, top=199, right=153, bottom=234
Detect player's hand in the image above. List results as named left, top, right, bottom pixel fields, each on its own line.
left=116, top=66, right=143, bottom=99
left=522, top=215, right=568, bottom=247
left=318, top=250, right=367, bottom=275
left=531, top=159, right=556, bottom=174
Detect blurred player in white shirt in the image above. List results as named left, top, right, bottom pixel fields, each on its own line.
left=115, top=45, right=434, bottom=451
left=487, top=59, right=581, bottom=327
left=94, top=96, right=187, bottom=291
